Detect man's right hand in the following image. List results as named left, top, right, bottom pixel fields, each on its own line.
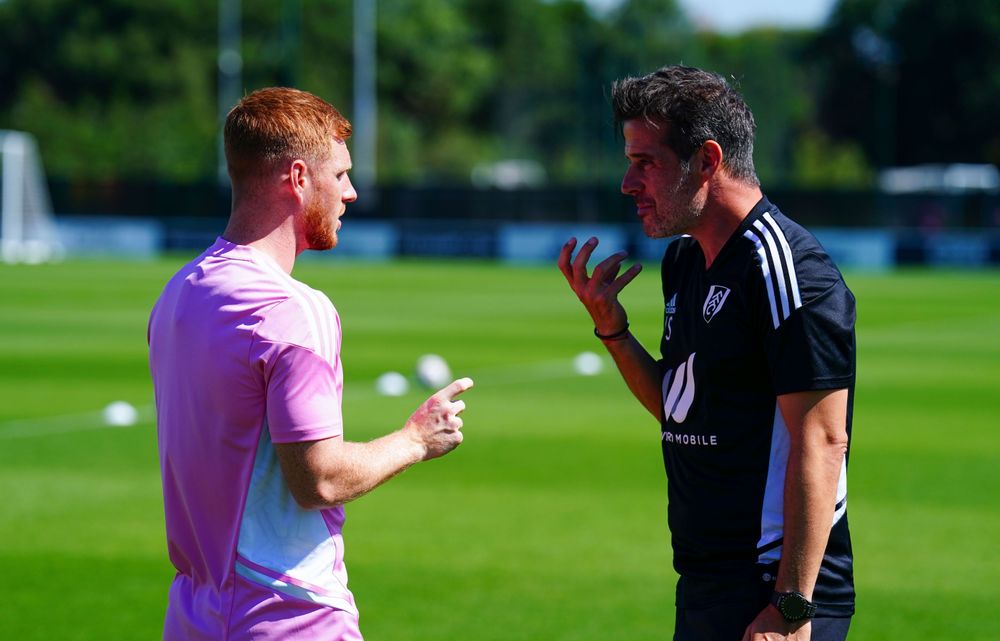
left=557, top=236, right=642, bottom=335
left=558, top=236, right=663, bottom=421
left=404, top=377, right=474, bottom=460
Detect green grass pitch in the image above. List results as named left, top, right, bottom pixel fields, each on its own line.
left=0, top=256, right=997, bottom=640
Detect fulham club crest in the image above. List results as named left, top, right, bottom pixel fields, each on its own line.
left=702, top=286, right=731, bottom=323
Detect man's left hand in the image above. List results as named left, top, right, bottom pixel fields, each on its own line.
left=741, top=605, right=810, bottom=641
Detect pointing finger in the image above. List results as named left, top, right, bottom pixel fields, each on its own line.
left=436, top=377, right=474, bottom=401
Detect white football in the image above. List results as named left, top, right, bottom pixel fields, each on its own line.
left=573, top=351, right=604, bottom=376
left=415, top=354, right=452, bottom=389
left=103, top=400, right=138, bottom=427
left=375, top=371, right=410, bottom=397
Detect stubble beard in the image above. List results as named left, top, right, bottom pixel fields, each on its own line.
left=657, top=164, right=704, bottom=237
left=303, top=198, right=338, bottom=251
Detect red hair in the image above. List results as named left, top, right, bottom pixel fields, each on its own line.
left=224, top=87, right=352, bottom=184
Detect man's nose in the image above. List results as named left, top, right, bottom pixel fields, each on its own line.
left=621, top=166, right=639, bottom=195
left=343, top=176, right=358, bottom=202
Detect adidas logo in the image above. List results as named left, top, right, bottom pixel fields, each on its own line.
left=665, top=292, right=677, bottom=315
left=664, top=292, right=678, bottom=341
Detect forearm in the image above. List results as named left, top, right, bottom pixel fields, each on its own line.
left=279, top=429, right=425, bottom=510
left=601, top=333, right=662, bottom=421
left=775, top=390, right=850, bottom=598
left=278, top=378, right=471, bottom=510
left=776, top=435, right=845, bottom=597
left=313, top=430, right=426, bottom=507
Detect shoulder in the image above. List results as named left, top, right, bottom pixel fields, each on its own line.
left=197, top=242, right=339, bottom=351
left=738, top=205, right=847, bottom=304
left=152, top=245, right=292, bottom=326
left=249, top=271, right=340, bottom=369
left=256, top=289, right=337, bottom=350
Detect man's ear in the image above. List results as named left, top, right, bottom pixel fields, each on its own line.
left=698, top=140, right=723, bottom=179
left=287, top=159, right=309, bottom=203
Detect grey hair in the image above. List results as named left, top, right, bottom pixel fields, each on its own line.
left=611, top=65, right=760, bottom=186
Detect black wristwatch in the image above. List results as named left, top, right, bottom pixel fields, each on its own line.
left=771, top=591, right=817, bottom=622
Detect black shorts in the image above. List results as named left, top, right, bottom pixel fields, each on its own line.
left=673, top=575, right=851, bottom=641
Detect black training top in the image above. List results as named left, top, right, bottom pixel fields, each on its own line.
left=658, top=196, right=855, bottom=616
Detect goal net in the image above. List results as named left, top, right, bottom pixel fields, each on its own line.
left=1, top=130, right=62, bottom=263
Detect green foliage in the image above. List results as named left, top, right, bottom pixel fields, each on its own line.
left=0, top=258, right=998, bottom=639
left=466, top=0, right=601, bottom=178
left=375, top=0, right=497, bottom=182
left=791, top=128, right=874, bottom=188
left=683, top=28, right=817, bottom=186
left=810, top=0, right=1000, bottom=167
left=4, top=0, right=992, bottom=186
left=0, top=0, right=218, bottom=181
left=600, top=0, right=692, bottom=78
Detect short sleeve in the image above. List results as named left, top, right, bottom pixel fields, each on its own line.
left=764, top=257, right=856, bottom=395
left=261, top=342, right=344, bottom=444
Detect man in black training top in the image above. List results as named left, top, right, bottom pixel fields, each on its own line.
left=558, top=65, right=856, bottom=641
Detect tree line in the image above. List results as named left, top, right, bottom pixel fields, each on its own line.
left=1, top=0, right=997, bottom=188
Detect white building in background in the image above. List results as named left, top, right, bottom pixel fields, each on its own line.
left=879, top=164, right=1000, bottom=194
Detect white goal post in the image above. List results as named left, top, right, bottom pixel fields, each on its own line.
left=0, top=130, right=62, bottom=263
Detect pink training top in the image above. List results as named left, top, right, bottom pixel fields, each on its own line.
left=148, top=238, right=359, bottom=640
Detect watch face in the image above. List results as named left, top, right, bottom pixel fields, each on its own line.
left=780, top=594, right=809, bottom=620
